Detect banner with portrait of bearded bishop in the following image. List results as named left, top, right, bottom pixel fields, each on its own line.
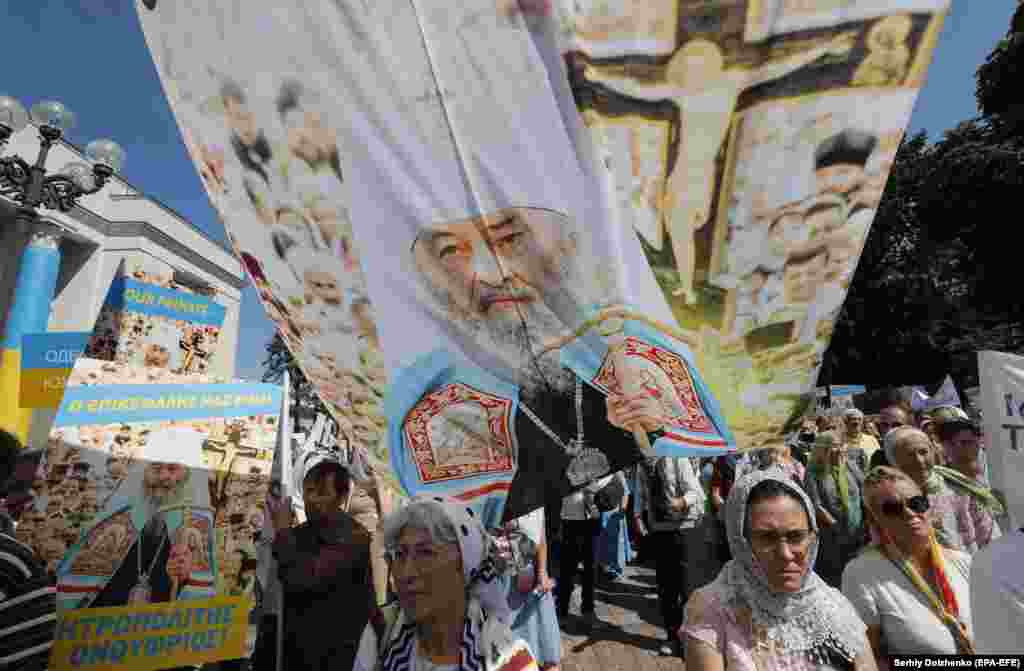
left=135, top=0, right=947, bottom=526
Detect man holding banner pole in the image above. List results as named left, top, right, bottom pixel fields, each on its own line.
left=270, top=450, right=372, bottom=671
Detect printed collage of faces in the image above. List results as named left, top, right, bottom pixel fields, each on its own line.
left=716, top=89, right=914, bottom=351
left=563, top=0, right=947, bottom=448
left=166, top=72, right=391, bottom=487
left=17, top=367, right=276, bottom=606
left=85, top=268, right=224, bottom=377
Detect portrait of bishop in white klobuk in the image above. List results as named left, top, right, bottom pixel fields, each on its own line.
left=56, top=427, right=217, bottom=612
left=387, top=199, right=735, bottom=523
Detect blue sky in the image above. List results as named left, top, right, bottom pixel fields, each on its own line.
left=2, top=1, right=1017, bottom=381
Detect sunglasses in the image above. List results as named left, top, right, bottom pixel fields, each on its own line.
left=879, top=495, right=930, bottom=517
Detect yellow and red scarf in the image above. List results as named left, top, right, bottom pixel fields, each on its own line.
left=881, top=531, right=974, bottom=654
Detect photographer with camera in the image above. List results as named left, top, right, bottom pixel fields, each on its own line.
left=632, top=456, right=707, bottom=658
left=789, top=416, right=818, bottom=468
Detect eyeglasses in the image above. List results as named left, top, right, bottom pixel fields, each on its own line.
left=879, top=495, right=930, bottom=517
left=749, top=529, right=815, bottom=554
left=384, top=543, right=457, bottom=570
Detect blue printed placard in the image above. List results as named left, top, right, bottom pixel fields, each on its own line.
left=22, top=332, right=92, bottom=370
left=104, top=277, right=226, bottom=327
left=55, top=382, right=283, bottom=427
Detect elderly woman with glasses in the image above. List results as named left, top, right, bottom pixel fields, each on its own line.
left=353, top=496, right=538, bottom=671
left=883, top=427, right=1000, bottom=554
left=843, top=467, right=974, bottom=665
left=803, top=431, right=868, bottom=588
left=681, top=468, right=875, bottom=671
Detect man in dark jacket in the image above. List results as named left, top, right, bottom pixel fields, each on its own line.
left=270, top=452, right=373, bottom=671
left=0, top=430, right=57, bottom=671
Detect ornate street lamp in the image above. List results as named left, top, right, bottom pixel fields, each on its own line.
left=0, top=96, right=126, bottom=444
left=0, top=95, right=126, bottom=224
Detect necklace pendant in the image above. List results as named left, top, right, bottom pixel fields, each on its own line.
left=567, top=438, right=585, bottom=456
left=566, top=448, right=611, bottom=487
left=129, top=576, right=152, bottom=604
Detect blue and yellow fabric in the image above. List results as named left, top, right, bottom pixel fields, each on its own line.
left=18, top=332, right=90, bottom=409
left=0, top=239, right=62, bottom=442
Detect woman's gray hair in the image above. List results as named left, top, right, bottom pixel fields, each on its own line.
left=379, top=498, right=460, bottom=550
left=883, top=426, right=929, bottom=465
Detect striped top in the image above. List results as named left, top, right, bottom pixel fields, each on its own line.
left=0, top=532, right=56, bottom=671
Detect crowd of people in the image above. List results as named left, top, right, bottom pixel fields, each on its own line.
left=2, top=390, right=1023, bottom=671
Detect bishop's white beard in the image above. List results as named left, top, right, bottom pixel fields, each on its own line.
left=141, top=477, right=188, bottom=520
left=460, top=297, right=576, bottom=402
left=425, top=254, right=589, bottom=401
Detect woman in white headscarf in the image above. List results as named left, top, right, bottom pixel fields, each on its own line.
left=353, top=496, right=538, bottom=671
left=682, top=468, right=875, bottom=671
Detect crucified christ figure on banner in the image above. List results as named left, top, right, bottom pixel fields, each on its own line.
left=589, top=35, right=854, bottom=305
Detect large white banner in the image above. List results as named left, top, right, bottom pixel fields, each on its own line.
left=978, top=351, right=1024, bottom=530
left=134, top=0, right=948, bottom=526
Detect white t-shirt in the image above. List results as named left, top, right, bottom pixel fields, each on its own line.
left=511, top=507, right=545, bottom=545
left=842, top=546, right=972, bottom=655
left=970, top=530, right=1024, bottom=654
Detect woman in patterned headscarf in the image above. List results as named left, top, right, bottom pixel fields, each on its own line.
left=353, top=496, right=538, bottom=671
left=682, top=468, right=875, bottom=671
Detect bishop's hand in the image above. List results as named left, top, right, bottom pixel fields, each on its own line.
left=606, top=391, right=666, bottom=434
left=166, top=542, right=194, bottom=592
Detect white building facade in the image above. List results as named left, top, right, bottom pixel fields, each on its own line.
left=0, top=123, right=246, bottom=446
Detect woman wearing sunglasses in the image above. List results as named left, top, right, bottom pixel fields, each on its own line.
left=842, top=466, right=974, bottom=668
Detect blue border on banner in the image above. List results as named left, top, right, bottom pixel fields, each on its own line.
left=54, top=383, right=283, bottom=426
left=830, top=385, right=866, bottom=397
left=104, top=277, right=227, bottom=327
left=21, top=332, right=91, bottom=370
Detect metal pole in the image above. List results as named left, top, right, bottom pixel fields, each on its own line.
left=274, top=371, right=291, bottom=671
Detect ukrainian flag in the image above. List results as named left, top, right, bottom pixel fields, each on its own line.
left=0, top=241, right=62, bottom=442
left=18, top=332, right=89, bottom=409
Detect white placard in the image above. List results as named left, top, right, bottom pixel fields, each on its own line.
left=978, top=351, right=1024, bottom=530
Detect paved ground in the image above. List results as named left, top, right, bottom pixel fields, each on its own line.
left=557, top=563, right=686, bottom=671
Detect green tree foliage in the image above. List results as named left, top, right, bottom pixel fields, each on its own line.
left=976, top=2, right=1024, bottom=132
left=262, top=332, right=318, bottom=411
left=828, top=7, right=1024, bottom=392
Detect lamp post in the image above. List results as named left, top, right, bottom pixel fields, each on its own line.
left=0, top=97, right=125, bottom=222
left=0, top=95, right=126, bottom=443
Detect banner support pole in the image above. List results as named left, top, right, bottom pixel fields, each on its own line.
left=275, top=370, right=291, bottom=671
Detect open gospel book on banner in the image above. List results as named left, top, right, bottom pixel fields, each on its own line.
left=16, top=358, right=282, bottom=671
left=135, top=0, right=947, bottom=526
left=978, top=351, right=1024, bottom=531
